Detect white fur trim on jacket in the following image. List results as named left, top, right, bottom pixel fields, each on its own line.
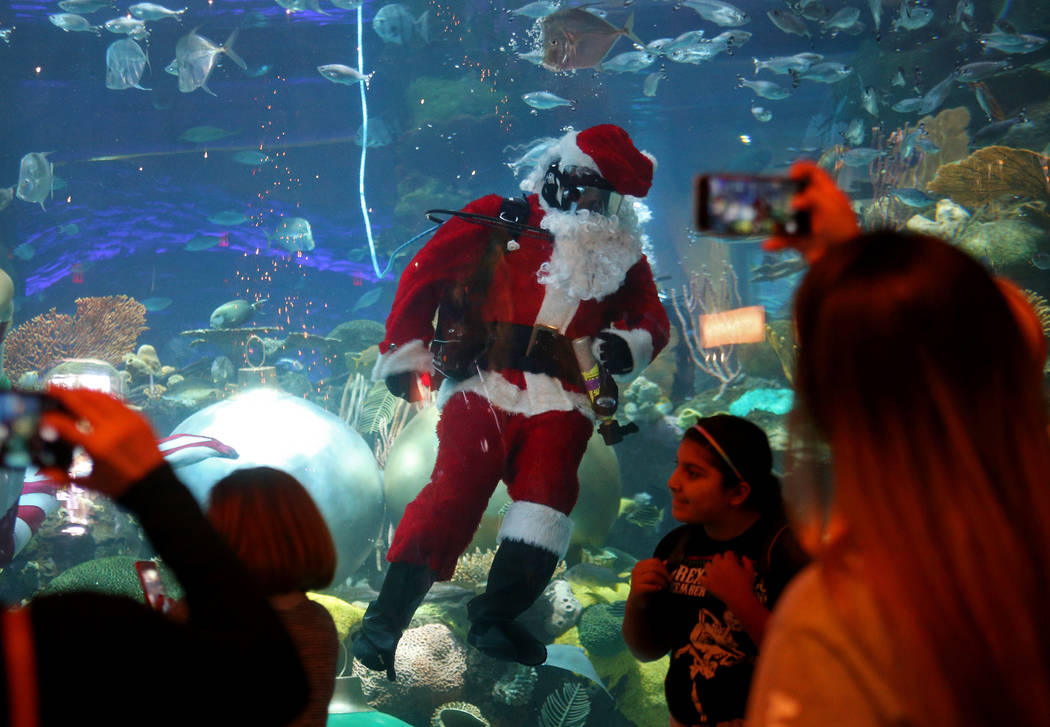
left=592, top=327, right=654, bottom=376
left=438, top=370, right=593, bottom=419
left=498, top=500, right=574, bottom=558
left=372, top=339, right=432, bottom=381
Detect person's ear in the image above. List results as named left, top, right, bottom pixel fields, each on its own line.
left=729, top=480, right=751, bottom=507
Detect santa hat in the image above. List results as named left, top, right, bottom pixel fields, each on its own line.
left=544, top=125, right=655, bottom=198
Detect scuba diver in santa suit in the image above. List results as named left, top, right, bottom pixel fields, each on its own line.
left=352, top=124, right=670, bottom=678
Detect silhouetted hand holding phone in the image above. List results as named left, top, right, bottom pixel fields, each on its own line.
left=39, top=387, right=164, bottom=498
left=763, top=160, right=860, bottom=263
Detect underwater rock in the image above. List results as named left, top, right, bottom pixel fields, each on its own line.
left=956, top=218, right=1045, bottom=272
left=491, top=664, right=538, bottom=707
left=621, top=376, right=672, bottom=425
left=171, top=388, right=384, bottom=581
left=905, top=198, right=972, bottom=240
left=727, top=387, right=794, bottom=417
left=383, top=406, right=621, bottom=551
left=352, top=623, right=467, bottom=724
left=136, top=344, right=162, bottom=373
left=519, top=578, right=582, bottom=642
left=327, top=319, right=387, bottom=355
left=927, top=146, right=1050, bottom=208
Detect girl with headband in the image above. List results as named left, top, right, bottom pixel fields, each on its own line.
left=622, top=414, right=808, bottom=727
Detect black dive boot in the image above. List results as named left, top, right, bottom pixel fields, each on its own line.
left=467, top=540, right=558, bottom=666
left=352, top=562, right=434, bottom=681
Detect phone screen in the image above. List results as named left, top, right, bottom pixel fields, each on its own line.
left=135, top=560, right=168, bottom=612
left=0, top=391, right=73, bottom=470
left=695, top=174, right=809, bottom=237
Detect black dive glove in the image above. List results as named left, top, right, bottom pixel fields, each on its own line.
left=595, top=331, right=633, bottom=375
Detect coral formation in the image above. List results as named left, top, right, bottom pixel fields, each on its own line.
left=327, top=319, right=386, bottom=355
left=449, top=547, right=495, bottom=592
left=902, top=106, right=971, bottom=190
left=927, top=146, right=1050, bottom=207
left=41, top=555, right=182, bottom=601
left=728, top=388, right=794, bottom=417
left=491, top=664, right=538, bottom=706
left=307, top=592, right=364, bottom=641
left=352, top=623, right=468, bottom=724
left=578, top=603, right=628, bottom=658
left=5, top=295, right=147, bottom=382
left=430, top=701, right=489, bottom=727
left=622, top=376, right=672, bottom=425
left=520, top=578, right=582, bottom=640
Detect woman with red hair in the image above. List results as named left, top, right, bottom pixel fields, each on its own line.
left=207, top=467, right=339, bottom=727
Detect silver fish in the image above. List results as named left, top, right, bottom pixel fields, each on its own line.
left=600, top=50, right=655, bottom=73
left=49, top=13, right=101, bottom=34
left=892, top=5, right=933, bottom=32
left=979, top=31, right=1047, bottom=55
left=683, top=0, right=749, bottom=27
left=318, top=63, right=373, bottom=87
left=839, top=147, right=885, bottom=166
left=105, top=38, right=150, bottom=91
left=0, top=27, right=11, bottom=44
left=892, top=188, right=935, bottom=207
left=267, top=217, right=315, bottom=252
left=541, top=8, right=640, bottom=71
left=372, top=4, right=429, bottom=45
left=955, top=61, right=1011, bottom=82
left=754, top=52, right=821, bottom=75
left=175, top=29, right=246, bottom=96
left=892, top=97, right=923, bottom=113
left=642, top=71, right=662, bottom=97
left=861, top=83, right=879, bottom=116
left=736, top=75, right=791, bottom=99
left=918, top=72, right=955, bottom=114
left=767, top=9, right=810, bottom=37
left=800, top=61, right=852, bottom=83
left=128, top=3, right=186, bottom=21
left=510, top=0, right=560, bottom=19
left=842, top=118, right=865, bottom=146
left=276, top=0, right=329, bottom=14
left=57, top=0, right=115, bottom=13
left=209, top=298, right=267, bottom=329
left=645, top=37, right=674, bottom=55
left=329, top=0, right=363, bottom=9
left=750, top=104, right=772, bottom=122
left=211, top=355, right=235, bottom=383
left=522, top=91, right=574, bottom=109
left=104, top=16, right=149, bottom=40
left=868, top=0, right=881, bottom=32
left=0, top=186, right=14, bottom=211
left=16, top=153, right=54, bottom=210
left=822, top=6, right=859, bottom=33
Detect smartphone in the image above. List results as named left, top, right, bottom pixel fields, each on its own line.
left=135, top=560, right=168, bottom=612
left=695, top=174, right=810, bottom=237
left=0, top=390, right=74, bottom=470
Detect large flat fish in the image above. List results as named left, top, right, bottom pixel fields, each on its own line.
left=541, top=8, right=640, bottom=71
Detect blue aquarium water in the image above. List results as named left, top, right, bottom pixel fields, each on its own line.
left=1, top=0, right=1048, bottom=724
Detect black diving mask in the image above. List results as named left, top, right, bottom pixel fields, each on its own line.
left=542, top=164, right=624, bottom=216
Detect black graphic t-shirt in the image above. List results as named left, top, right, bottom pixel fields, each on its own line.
left=651, top=515, right=808, bottom=726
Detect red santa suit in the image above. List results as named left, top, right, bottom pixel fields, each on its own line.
left=374, top=133, right=669, bottom=580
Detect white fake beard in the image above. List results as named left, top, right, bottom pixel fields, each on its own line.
left=537, top=207, right=643, bottom=301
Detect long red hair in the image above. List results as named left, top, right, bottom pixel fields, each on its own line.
left=790, top=232, right=1050, bottom=725
left=206, top=467, right=336, bottom=595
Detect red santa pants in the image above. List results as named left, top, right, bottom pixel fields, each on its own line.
left=387, top=391, right=594, bottom=580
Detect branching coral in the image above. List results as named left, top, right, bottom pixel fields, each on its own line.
left=5, top=295, right=147, bottom=382
left=928, top=146, right=1050, bottom=207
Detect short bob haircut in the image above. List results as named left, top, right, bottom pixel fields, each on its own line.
left=207, top=466, right=337, bottom=595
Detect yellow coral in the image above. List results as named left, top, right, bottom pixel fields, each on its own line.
left=307, top=592, right=364, bottom=641
left=591, top=648, right=671, bottom=727
left=571, top=582, right=631, bottom=610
